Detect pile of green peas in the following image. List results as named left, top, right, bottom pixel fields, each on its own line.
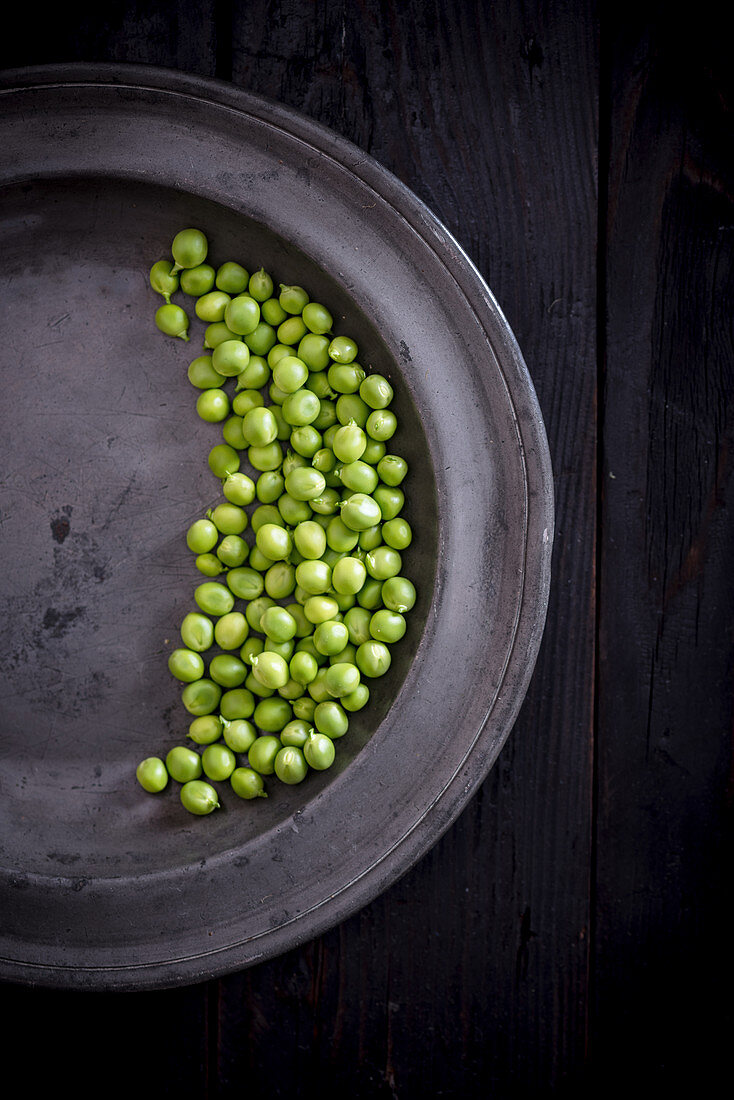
left=138, top=228, right=417, bottom=816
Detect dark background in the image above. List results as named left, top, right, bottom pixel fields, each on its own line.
left=1, top=2, right=731, bottom=1095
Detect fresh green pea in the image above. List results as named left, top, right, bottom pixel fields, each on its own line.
left=255, top=522, right=292, bottom=562
left=222, top=471, right=256, bottom=505
left=168, top=648, right=205, bottom=683
left=356, top=576, right=385, bottom=610
left=313, top=700, right=349, bottom=739
left=214, top=610, right=249, bottom=650
left=365, top=408, right=397, bottom=441
left=209, top=502, right=248, bottom=535
left=223, top=718, right=257, bottom=753
left=365, top=545, right=402, bottom=580
left=295, top=558, right=332, bottom=595
left=293, top=695, right=317, bottom=722
left=226, top=566, right=264, bottom=601
left=261, top=605, right=298, bottom=643
left=264, top=561, right=297, bottom=600
left=303, top=732, right=336, bottom=770
left=274, top=745, right=308, bottom=784
left=188, top=714, right=224, bottom=745
left=251, top=650, right=290, bottom=690
left=231, top=766, right=267, bottom=799
left=324, top=661, right=361, bottom=698
left=248, top=440, right=285, bottom=471
left=221, top=414, right=247, bottom=450
left=155, top=303, right=190, bottom=341
left=253, top=696, right=292, bottom=732
left=279, top=283, right=309, bottom=314
left=273, top=354, right=309, bottom=393
left=341, top=682, right=370, bottom=712
left=361, top=438, right=386, bottom=465
left=216, top=261, right=249, bottom=294
left=244, top=321, right=277, bottom=356
left=338, top=459, right=379, bottom=494
left=290, top=650, right=319, bottom=686
left=196, top=552, right=225, bottom=576
left=356, top=639, right=392, bottom=678
left=194, top=581, right=235, bottom=617
left=313, top=619, right=349, bottom=657
left=225, top=294, right=261, bottom=336
left=202, top=743, right=236, bottom=782
left=180, top=263, right=216, bottom=296
left=237, top=354, right=271, bottom=388
left=180, top=611, right=215, bottom=652
left=279, top=719, right=313, bottom=748
left=382, top=517, right=412, bottom=550
left=261, top=297, right=288, bottom=326
left=208, top=443, right=240, bottom=478
left=298, top=332, right=331, bottom=370
left=245, top=595, right=276, bottom=633
left=180, top=779, right=220, bottom=815
left=373, top=485, right=405, bottom=521
left=340, top=492, right=382, bottom=531
left=332, top=422, right=367, bottom=463
left=136, top=756, right=168, bottom=792
left=212, top=338, right=250, bottom=377
left=209, top=653, right=248, bottom=688
left=171, top=228, right=208, bottom=272
left=220, top=687, right=256, bottom=720
left=166, top=745, right=202, bottom=783
left=249, top=268, right=274, bottom=302
left=328, top=335, right=358, bottom=363
left=232, top=388, right=265, bottom=415
left=196, top=388, right=230, bottom=423
left=149, top=260, right=179, bottom=303
left=332, top=555, right=367, bottom=596
left=181, top=678, right=222, bottom=716
left=369, top=608, right=407, bottom=644
left=195, top=289, right=231, bottom=322
left=186, top=518, right=218, bottom=554
left=247, top=735, right=281, bottom=775
left=188, top=354, right=225, bottom=389
left=302, top=301, right=333, bottom=334
left=381, top=575, right=417, bottom=613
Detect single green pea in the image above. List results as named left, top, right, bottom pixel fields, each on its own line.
left=180, top=779, right=220, bottom=815
left=313, top=619, right=349, bottom=657
left=180, top=611, right=215, bottom=652
left=293, top=520, right=327, bottom=560
left=149, top=260, right=179, bottom=303
left=340, top=492, right=382, bottom=531
left=381, top=575, right=417, bottom=613
left=220, top=414, right=246, bottom=450
left=220, top=687, right=256, bottom=720
left=204, top=320, right=241, bottom=349
left=202, top=742, right=237, bottom=782
left=324, top=661, right=361, bottom=698
left=168, top=646, right=206, bottom=683
left=247, top=735, right=282, bottom=775
left=237, top=355, right=271, bottom=389
left=166, top=745, right=202, bottom=783
left=281, top=388, right=321, bottom=427
left=332, top=422, right=367, bottom=463
left=356, top=577, right=385, bottom=610
left=370, top=608, right=407, bottom=644
left=361, top=438, right=386, bottom=465
left=264, top=561, right=297, bottom=600
left=251, top=650, right=290, bottom=690
left=302, top=301, right=333, bottom=334
left=207, top=503, right=247, bottom=536
left=188, top=714, right=224, bottom=745
left=382, top=517, right=413, bottom=550
left=355, top=639, right=392, bottom=678
left=171, top=228, right=208, bottom=272
left=335, top=393, right=370, bottom=428
left=256, top=522, right=293, bottom=562
left=290, top=650, right=319, bottom=686
left=358, top=524, right=383, bottom=551
left=180, top=263, right=216, bottom=297
left=208, top=443, right=240, bottom=478
left=244, top=321, right=277, bottom=356
left=332, top=555, right=367, bottom=596
left=214, top=610, right=250, bottom=650
left=274, top=745, right=308, bottom=785
left=295, top=558, right=332, bottom=595
left=304, top=731, right=336, bottom=770
left=248, top=546, right=275, bottom=573
left=225, top=294, right=261, bottom=336
left=284, top=466, right=326, bottom=501
left=279, top=719, right=313, bottom=748
left=188, top=354, right=225, bottom=389
left=253, top=696, right=293, bottom=732
left=209, top=653, right=248, bottom=688
left=279, top=283, right=310, bottom=314
left=196, top=388, right=230, bottom=423
left=278, top=315, right=308, bottom=346
left=248, top=440, right=285, bottom=471
left=261, top=297, right=288, bottom=325
left=327, top=362, right=365, bottom=394
left=338, top=459, right=379, bottom=494
left=313, top=700, right=349, bottom=739
left=242, top=405, right=278, bottom=447
left=195, top=552, right=225, bottom=576
left=223, top=718, right=257, bottom=753
left=249, top=267, right=274, bottom=302
left=309, top=487, right=341, bottom=515
left=290, top=425, right=323, bottom=458
left=194, top=581, right=235, bottom=617
left=326, top=515, right=360, bottom=553
left=226, top=566, right=264, bottom=601
left=212, top=338, right=250, bottom=377
left=232, top=387, right=265, bottom=415
left=261, top=605, right=298, bottom=644
left=365, top=545, right=402, bottom=580
left=298, top=332, right=331, bottom=370
left=155, top=302, right=190, bottom=341
left=359, top=373, right=394, bottom=409
left=373, top=485, right=405, bottom=521
left=222, top=471, right=256, bottom=506
left=136, top=756, right=169, bottom=793
left=186, top=518, right=218, bottom=554
left=365, top=408, right=397, bottom=441
left=293, top=694, right=317, bottom=722
left=313, top=401, right=339, bottom=435
left=273, top=354, right=309, bottom=394
left=181, top=678, right=222, bottom=716
left=328, top=335, right=358, bottom=363
left=341, top=682, right=370, bottom=712
left=216, top=261, right=249, bottom=294
left=231, top=766, right=267, bottom=799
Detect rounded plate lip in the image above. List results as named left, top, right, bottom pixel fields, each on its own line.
left=0, top=62, right=554, bottom=990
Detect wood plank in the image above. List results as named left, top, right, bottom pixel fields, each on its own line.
left=596, top=6, right=734, bottom=1090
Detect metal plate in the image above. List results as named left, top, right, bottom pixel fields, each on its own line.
left=0, top=64, right=553, bottom=990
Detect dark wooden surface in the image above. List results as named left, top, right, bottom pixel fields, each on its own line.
left=1, top=2, right=731, bottom=1095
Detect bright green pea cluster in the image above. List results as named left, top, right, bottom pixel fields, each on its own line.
left=140, top=228, right=417, bottom=815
